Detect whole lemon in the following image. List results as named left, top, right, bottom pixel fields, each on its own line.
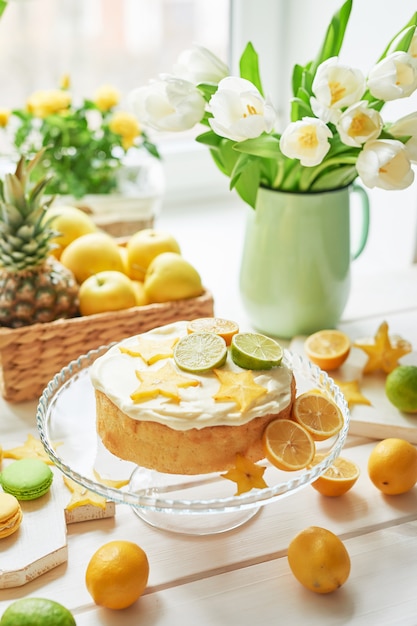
left=385, top=365, right=417, bottom=413
left=0, top=598, right=76, bottom=625
left=368, top=437, right=417, bottom=495
left=287, top=526, right=350, bottom=594
left=85, top=540, right=149, bottom=610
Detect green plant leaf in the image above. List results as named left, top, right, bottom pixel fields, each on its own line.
left=310, top=0, right=353, bottom=75
left=376, top=16, right=417, bottom=61
left=0, top=0, right=7, bottom=19
left=197, top=83, right=218, bottom=102
left=310, top=165, right=358, bottom=191
left=290, top=95, right=314, bottom=122
left=196, top=129, right=224, bottom=148
left=231, top=157, right=261, bottom=209
left=299, top=154, right=358, bottom=191
left=291, top=64, right=304, bottom=97
left=233, top=135, right=282, bottom=159
left=239, top=42, right=264, bottom=95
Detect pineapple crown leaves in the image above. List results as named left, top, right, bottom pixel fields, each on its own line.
left=0, top=151, right=59, bottom=270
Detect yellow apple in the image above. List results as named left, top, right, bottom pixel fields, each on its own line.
left=126, top=229, right=181, bottom=281
left=144, top=252, right=203, bottom=303
left=60, top=232, right=125, bottom=283
left=131, top=280, right=149, bottom=306
left=46, top=205, right=97, bottom=259
left=118, top=244, right=130, bottom=275
left=79, top=271, right=137, bottom=316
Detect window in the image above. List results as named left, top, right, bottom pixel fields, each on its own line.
left=1, top=0, right=416, bottom=266
left=0, top=0, right=230, bottom=106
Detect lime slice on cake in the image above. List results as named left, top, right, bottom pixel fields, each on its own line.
left=174, top=332, right=227, bottom=373
left=231, top=332, right=283, bottom=370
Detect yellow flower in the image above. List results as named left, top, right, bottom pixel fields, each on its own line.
left=60, top=73, right=71, bottom=90
left=26, top=89, right=72, bottom=118
left=109, top=110, right=141, bottom=149
left=94, top=84, right=120, bottom=111
left=0, top=108, right=10, bottom=127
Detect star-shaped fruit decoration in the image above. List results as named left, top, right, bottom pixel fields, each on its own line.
left=131, top=361, right=200, bottom=403
left=3, top=433, right=60, bottom=465
left=63, top=476, right=108, bottom=510
left=354, top=321, right=412, bottom=374
left=120, top=336, right=179, bottom=365
left=93, top=469, right=129, bottom=489
left=333, top=379, right=372, bottom=408
left=221, top=454, right=268, bottom=495
left=213, top=369, right=267, bottom=411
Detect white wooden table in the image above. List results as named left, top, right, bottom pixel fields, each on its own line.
left=0, top=200, right=416, bottom=624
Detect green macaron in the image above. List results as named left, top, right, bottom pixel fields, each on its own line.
left=0, top=458, right=53, bottom=501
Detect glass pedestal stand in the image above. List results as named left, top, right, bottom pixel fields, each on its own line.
left=37, top=347, right=350, bottom=536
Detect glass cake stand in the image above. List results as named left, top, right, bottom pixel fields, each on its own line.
left=36, top=346, right=350, bottom=535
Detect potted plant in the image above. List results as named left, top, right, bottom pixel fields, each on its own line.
left=128, top=0, right=417, bottom=337
left=0, top=78, right=164, bottom=236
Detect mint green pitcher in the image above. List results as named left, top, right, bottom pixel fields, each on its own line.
left=239, top=184, right=369, bottom=339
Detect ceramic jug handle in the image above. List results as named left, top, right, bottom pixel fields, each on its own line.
left=350, top=182, right=370, bottom=260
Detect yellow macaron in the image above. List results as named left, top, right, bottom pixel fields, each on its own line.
left=0, top=492, right=23, bottom=539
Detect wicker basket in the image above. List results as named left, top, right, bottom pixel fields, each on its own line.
left=0, top=290, right=214, bottom=403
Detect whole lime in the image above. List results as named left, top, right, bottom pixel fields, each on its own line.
left=0, top=598, right=76, bottom=625
left=385, top=365, right=417, bottom=413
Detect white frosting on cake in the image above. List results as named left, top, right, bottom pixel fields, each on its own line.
left=89, top=321, right=293, bottom=431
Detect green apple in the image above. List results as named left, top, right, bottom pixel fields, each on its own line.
left=79, top=270, right=137, bottom=315
left=126, top=229, right=181, bottom=281
left=144, top=252, right=203, bottom=303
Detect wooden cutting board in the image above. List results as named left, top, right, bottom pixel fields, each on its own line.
left=0, top=466, right=68, bottom=589
left=290, top=310, right=417, bottom=443
left=0, top=462, right=116, bottom=588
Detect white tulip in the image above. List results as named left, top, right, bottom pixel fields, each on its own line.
left=356, top=139, right=414, bottom=190
left=279, top=117, right=333, bottom=167
left=311, top=57, right=366, bottom=123
left=208, top=77, right=276, bottom=142
left=174, top=45, right=229, bottom=84
left=367, top=52, right=417, bottom=101
left=336, top=101, right=383, bottom=148
left=408, top=33, right=417, bottom=60
left=128, top=76, right=206, bottom=132
left=390, top=112, right=417, bottom=162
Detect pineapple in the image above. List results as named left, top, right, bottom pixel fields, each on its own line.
left=0, top=152, right=79, bottom=328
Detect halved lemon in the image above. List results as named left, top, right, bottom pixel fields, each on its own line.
left=304, top=329, right=350, bottom=371
left=262, top=419, right=315, bottom=471
left=292, top=391, right=344, bottom=441
left=187, top=317, right=239, bottom=346
left=173, top=332, right=227, bottom=373
left=310, top=454, right=360, bottom=497
left=231, top=332, right=283, bottom=370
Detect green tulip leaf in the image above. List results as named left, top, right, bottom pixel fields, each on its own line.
left=239, top=42, right=264, bottom=95
left=233, top=135, right=282, bottom=159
